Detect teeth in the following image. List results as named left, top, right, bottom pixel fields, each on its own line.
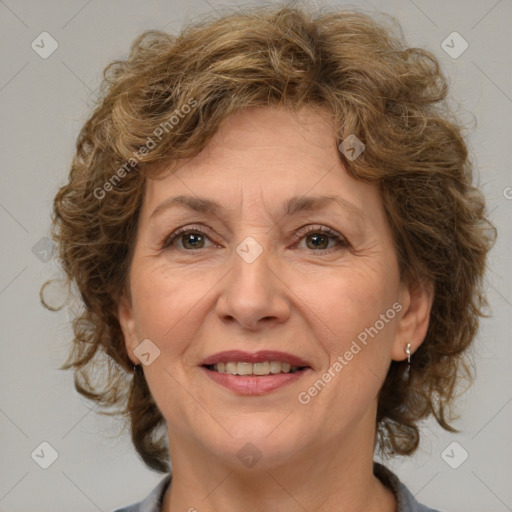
left=212, top=361, right=301, bottom=375
left=270, top=361, right=281, bottom=374
left=225, top=362, right=237, bottom=375
left=237, top=362, right=253, bottom=375
left=253, top=361, right=270, bottom=375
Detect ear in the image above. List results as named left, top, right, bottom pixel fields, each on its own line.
left=391, top=278, right=434, bottom=361
left=118, top=292, right=139, bottom=366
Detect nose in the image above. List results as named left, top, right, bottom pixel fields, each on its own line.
left=215, top=241, right=291, bottom=332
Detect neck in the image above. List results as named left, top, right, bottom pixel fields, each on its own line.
left=161, top=415, right=396, bottom=512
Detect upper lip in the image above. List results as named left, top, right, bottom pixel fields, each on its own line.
left=201, top=350, right=311, bottom=368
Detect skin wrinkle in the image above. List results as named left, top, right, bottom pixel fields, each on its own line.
left=147, top=203, right=368, bottom=259
left=148, top=193, right=365, bottom=227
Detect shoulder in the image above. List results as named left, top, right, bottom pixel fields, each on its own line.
left=374, top=462, right=442, bottom=512
left=113, top=466, right=442, bottom=512
left=111, top=474, right=172, bottom=512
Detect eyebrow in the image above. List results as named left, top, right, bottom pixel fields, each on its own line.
left=149, top=194, right=363, bottom=222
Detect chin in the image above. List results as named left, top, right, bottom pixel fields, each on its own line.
left=202, top=417, right=307, bottom=470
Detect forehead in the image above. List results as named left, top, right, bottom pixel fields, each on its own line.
left=141, top=106, right=380, bottom=220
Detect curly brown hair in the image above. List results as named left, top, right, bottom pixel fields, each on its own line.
left=44, top=3, right=496, bottom=473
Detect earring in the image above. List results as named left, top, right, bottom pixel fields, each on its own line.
left=403, top=343, right=412, bottom=380
left=404, top=343, right=412, bottom=365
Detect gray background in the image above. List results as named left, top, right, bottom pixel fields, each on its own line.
left=0, top=0, right=511, bottom=511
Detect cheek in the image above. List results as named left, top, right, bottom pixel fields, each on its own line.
left=305, top=266, right=400, bottom=413
left=293, top=270, right=400, bottom=440
left=130, top=264, right=207, bottom=349
left=298, top=267, right=399, bottom=415
left=309, top=264, right=398, bottom=347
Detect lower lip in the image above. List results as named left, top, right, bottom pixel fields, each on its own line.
left=201, top=367, right=309, bottom=395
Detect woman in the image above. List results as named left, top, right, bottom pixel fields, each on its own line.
left=45, top=4, right=495, bottom=511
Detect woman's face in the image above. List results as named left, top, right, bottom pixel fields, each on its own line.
left=119, top=106, right=431, bottom=471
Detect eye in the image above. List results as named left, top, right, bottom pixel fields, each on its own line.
left=161, top=224, right=349, bottom=254
left=161, top=225, right=216, bottom=250
left=292, top=225, right=349, bottom=253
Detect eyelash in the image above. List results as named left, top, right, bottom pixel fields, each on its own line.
left=161, top=224, right=349, bottom=254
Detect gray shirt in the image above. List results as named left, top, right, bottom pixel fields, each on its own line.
left=112, top=462, right=440, bottom=512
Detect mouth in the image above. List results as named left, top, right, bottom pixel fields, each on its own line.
left=204, top=361, right=306, bottom=375
left=200, top=350, right=312, bottom=395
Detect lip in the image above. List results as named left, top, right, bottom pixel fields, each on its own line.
left=200, top=350, right=312, bottom=396
left=201, top=366, right=310, bottom=395
left=200, top=350, right=311, bottom=368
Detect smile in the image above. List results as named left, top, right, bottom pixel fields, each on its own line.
left=200, top=350, right=312, bottom=395
left=206, top=361, right=304, bottom=375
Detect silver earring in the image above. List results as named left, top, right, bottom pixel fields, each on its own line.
left=404, top=343, right=412, bottom=365
left=403, top=343, right=412, bottom=380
